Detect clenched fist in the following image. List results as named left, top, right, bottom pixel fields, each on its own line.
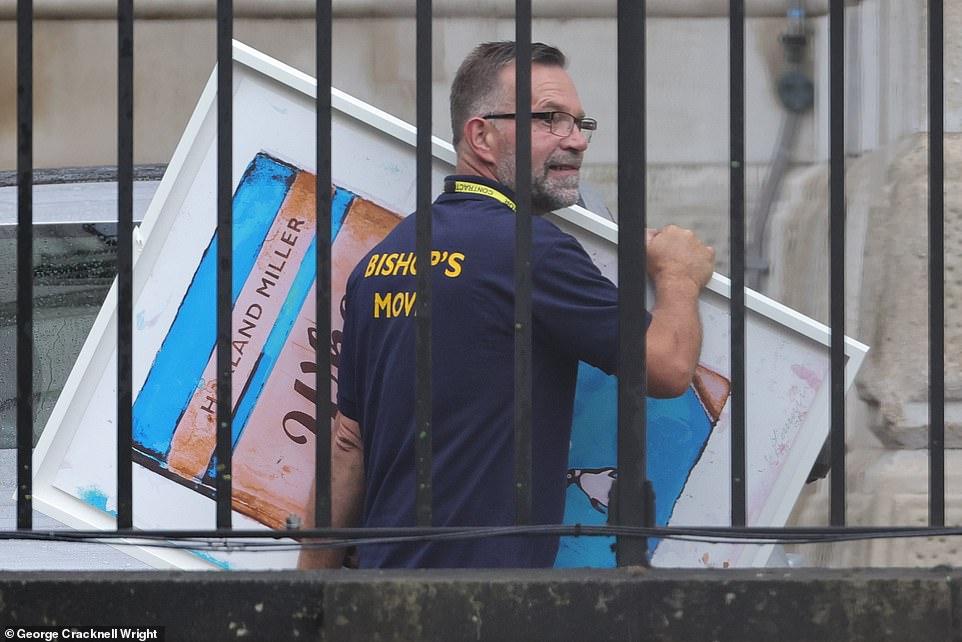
left=646, top=225, right=715, bottom=292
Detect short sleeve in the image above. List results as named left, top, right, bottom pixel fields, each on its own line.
left=532, top=232, right=650, bottom=375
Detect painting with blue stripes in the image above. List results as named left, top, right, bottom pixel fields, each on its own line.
left=129, top=151, right=402, bottom=529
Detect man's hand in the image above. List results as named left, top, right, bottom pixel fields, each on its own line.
left=646, top=225, right=715, bottom=292
left=644, top=225, right=715, bottom=398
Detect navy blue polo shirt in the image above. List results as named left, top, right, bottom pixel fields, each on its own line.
left=337, top=175, right=631, bottom=568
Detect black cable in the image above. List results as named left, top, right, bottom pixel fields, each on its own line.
left=7, top=524, right=962, bottom=553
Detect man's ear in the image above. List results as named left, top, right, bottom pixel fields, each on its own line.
left=462, top=117, right=498, bottom=165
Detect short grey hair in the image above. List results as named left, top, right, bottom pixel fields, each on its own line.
left=449, top=41, right=567, bottom=148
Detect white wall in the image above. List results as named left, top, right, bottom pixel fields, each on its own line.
left=0, top=8, right=855, bottom=170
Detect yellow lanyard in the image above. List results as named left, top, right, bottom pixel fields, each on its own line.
left=448, top=180, right=517, bottom=212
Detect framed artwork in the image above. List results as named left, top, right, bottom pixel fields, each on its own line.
left=552, top=212, right=868, bottom=567
left=30, top=42, right=867, bottom=570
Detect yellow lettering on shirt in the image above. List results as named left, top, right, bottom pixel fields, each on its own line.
left=445, top=252, right=464, bottom=277
left=373, top=291, right=391, bottom=318
left=363, top=250, right=467, bottom=279
left=372, top=291, right=418, bottom=318
left=395, top=252, right=415, bottom=276
left=380, top=253, right=398, bottom=276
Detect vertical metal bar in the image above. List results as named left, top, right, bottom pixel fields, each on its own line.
left=829, top=0, right=846, bottom=526
left=215, top=0, right=233, bottom=529
left=414, top=0, right=433, bottom=527
left=616, top=0, right=650, bottom=566
left=928, top=0, right=945, bottom=527
left=729, top=0, right=747, bottom=527
left=314, top=0, right=333, bottom=528
left=514, top=0, right=533, bottom=526
left=116, top=0, right=134, bottom=530
left=15, top=0, right=33, bottom=531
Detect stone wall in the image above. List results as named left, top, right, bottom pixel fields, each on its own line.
left=771, top=134, right=962, bottom=566
left=2, top=568, right=961, bottom=641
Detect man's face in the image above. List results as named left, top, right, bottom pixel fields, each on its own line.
left=488, top=63, right=590, bottom=213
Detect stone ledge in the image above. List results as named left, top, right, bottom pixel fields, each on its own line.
left=0, top=568, right=957, bottom=641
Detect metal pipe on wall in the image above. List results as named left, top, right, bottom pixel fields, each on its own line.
left=746, top=0, right=813, bottom=292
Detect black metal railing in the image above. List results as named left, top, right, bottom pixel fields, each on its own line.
left=729, top=0, right=747, bottom=529
left=415, top=0, right=434, bottom=529
left=116, top=0, right=134, bottom=531
left=616, top=0, right=651, bottom=565
left=928, top=0, right=945, bottom=528
left=7, top=0, right=950, bottom=567
left=315, top=0, right=334, bottom=531
left=215, top=0, right=234, bottom=531
left=16, top=0, right=33, bottom=532
left=829, top=0, right=847, bottom=527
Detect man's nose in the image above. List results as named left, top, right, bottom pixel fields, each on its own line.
left=561, top=126, right=590, bottom=151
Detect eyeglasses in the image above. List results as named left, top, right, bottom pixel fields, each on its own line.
left=482, top=111, right=597, bottom=143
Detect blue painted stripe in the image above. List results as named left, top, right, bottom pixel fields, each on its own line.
left=330, top=186, right=354, bottom=239
left=132, top=153, right=299, bottom=460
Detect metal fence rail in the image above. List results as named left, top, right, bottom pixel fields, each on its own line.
left=415, top=0, right=434, bottom=528
left=928, top=0, right=945, bottom=528
left=16, top=0, right=33, bottom=532
left=315, top=0, right=333, bottom=531
left=729, top=0, right=747, bottom=529
left=215, top=0, right=234, bottom=530
left=829, top=0, right=847, bottom=527
left=117, top=0, right=134, bottom=531
left=616, top=0, right=651, bottom=566
left=8, top=0, right=950, bottom=568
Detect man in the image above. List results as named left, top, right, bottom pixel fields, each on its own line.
left=300, top=41, right=714, bottom=569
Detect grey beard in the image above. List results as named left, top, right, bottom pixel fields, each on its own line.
left=493, top=153, right=581, bottom=214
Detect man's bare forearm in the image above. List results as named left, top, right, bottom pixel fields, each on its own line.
left=643, top=225, right=714, bottom=398
left=297, top=413, right=365, bottom=569
left=646, top=276, right=703, bottom=397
